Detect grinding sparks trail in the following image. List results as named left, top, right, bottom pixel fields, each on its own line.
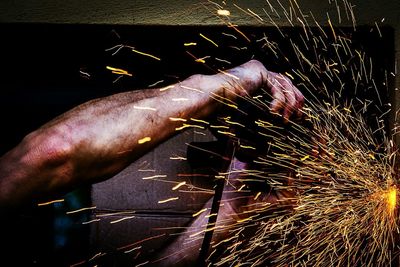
left=205, top=101, right=399, bottom=267
left=183, top=1, right=398, bottom=266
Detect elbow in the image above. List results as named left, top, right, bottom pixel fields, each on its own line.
left=0, top=127, right=76, bottom=209
left=21, top=127, right=75, bottom=176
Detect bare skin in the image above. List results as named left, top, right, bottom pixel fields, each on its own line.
left=0, top=59, right=303, bottom=211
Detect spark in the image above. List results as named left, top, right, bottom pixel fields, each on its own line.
left=375, top=21, right=383, bottom=38
left=117, top=233, right=166, bottom=251
left=247, top=8, right=264, bottom=22
left=254, top=192, right=262, bottom=200
left=199, top=33, right=219, bottom=47
left=172, top=98, right=189, bottom=101
left=133, top=105, right=157, bottom=111
left=218, top=69, right=240, bottom=80
left=138, top=137, right=151, bottom=144
left=195, top=56, right=210, bottom=63
left=217, top=130, right=236, bottom=137
left=106, top=66, right=132, bottom=76
left=70, top=260, right=87, bottom=267
left=215, top=57, right=232, bottom=64
left=193, top=208, right=208, bottom=217
left=131, top=49, right=161, bottom=61
left=227, top=23, right=252, bottom=42
left=135, top=261, right=149, bottom=267
left=124, top=246, right=141, bottom=253
left=239, top=144, right=256, bottom=150
left=148, top=79, right=164, bottom=87
left=170, top=156, right=187, bottom=161
left=158, top=197, right=179, bottom=204
left=222, top=32, right=237, bottom=39
left=184, top=42, right=197, bottom=46
left=172, top=181, right=186, bottom=190
left=175, top=124, right=205, bottom=131
left=160, top=85, right=175, bottom=91
left=66, top=206, right=96, bottom=214
left=142, top=175, right=167, bottom=180
left=96, top=211, right=135, bottom=217
left=190, top=118, right=209, bottom=124
left=169, top=117, right=187, bottom=122
left=82, top=219, right=101, bottom=225
left=110, top=216, right=135, bottom=224
left=210, top=125, right=229, bottom=129
left=89, top=252, right=105, bottom=261
left=327, top=15, right=337, bottom=41
left=37, top=199, right=64, bottom=206
left=180, top=85, right=204, bottom=93
left=194, top=130, right=206, bottom=136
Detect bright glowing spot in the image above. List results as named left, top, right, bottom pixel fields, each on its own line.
left=217, top=9, right=230, bottom=16
left=387, top=187, right=397, bottom=214
left=138, top=137, right=151, bottom=144
left=184, top=42, right=197, bottom=46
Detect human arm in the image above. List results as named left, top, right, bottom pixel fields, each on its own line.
left=0, top=59, right=303, bottom=210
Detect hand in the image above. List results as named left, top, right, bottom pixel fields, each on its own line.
left=214, top=59, right=304, bottom=121
left=205, top=60, right=305, bottom=164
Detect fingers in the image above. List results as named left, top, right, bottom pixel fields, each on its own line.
left=214, top=60, right=304, bottom=121
left=265, top=71, right=304, bottom=122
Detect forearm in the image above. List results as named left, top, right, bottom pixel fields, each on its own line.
left=0, top=74, right=225, bottom=208
left=0, top=59, right=298, bottom=210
